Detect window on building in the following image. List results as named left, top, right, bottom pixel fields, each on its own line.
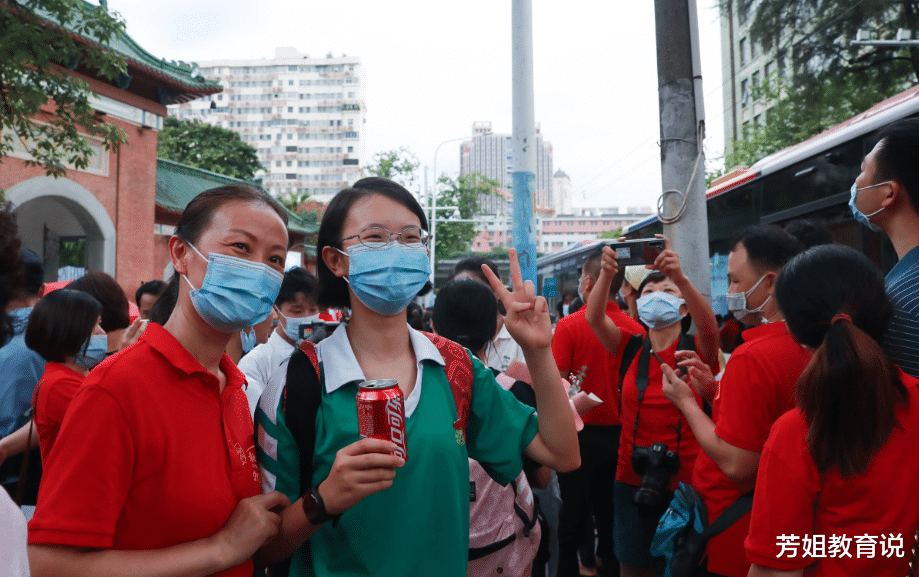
left=276, top=161, right=282, bottom=167
left=288, top=80, right=294, bottom=86
left=347, top=146, right=353, bottom=153
left=739, top=37, right=748, bottom=67
left=752, top=71, right=760, bottom=91
left=286, top=174, right=296, bottom=180
left=765, top=61, right=775, bottom=82
left=752, top=39, right=762, bottom=59
left=741, top=78, right=750, bottom=107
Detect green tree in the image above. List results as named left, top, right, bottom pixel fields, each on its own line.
left=597, top=227, right=623, bottom=239
left=158, top=116, right=263, bottom=180
left=365, top=147, right=419, bottom=190
left=432, top=173, right=500, bottom=261
left=278, top=190, right=311, bottom=214
left=723, top=0, right=919, bottom=167
left=1, top=0, right=128, bottom=179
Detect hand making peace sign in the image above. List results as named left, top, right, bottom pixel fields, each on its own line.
left=481, top=248, right=553, bottom=351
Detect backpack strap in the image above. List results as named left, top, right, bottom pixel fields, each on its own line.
left=700, top=490, right=754, bottom=540
left=618, top=334, right=644, bottom=415
left=284, top=341, right=322, bottom=500
left=422, top=331, right=474, bottom=444
left=468, top=477, right=540, bottom=561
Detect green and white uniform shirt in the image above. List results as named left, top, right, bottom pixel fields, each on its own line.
left=256, top=324, right=539, bottom=577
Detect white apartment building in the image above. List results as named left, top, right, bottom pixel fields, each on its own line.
left=553, top=169, right=573, bottom=216
left=170, top=47, right=366, bottom=200
left=460, top=121, right=554, bottom=214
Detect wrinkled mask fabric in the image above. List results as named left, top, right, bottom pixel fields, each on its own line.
left=848, top=181, right=890, bottom=232
left=280, top=311, right=321, bottom=345
left=637, top=292, right=686, bottom=329
left=339, top=243, right=430, bottom=316
left=73, top=333, right=108, bottom=370
left=182, top=243, right=283, bottom=333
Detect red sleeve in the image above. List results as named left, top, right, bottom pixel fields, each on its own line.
left=552, top=319, right=575, bottom=375
left=28, top=385, right=134, bottom=548
left=744, top=411, right=819, bottom=570
left=715, top=352, right=777, bottom=452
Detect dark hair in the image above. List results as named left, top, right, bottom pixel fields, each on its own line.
left=731, top=225, right=805, bottom=273
left=875, top=118, right=919, bottom=211
left=20, top=248, right=44, bottom=297
left=276, top=267, right=318, bottom=306
left=163, top=185, right=290, bottom=319
left=776, top=244, right=907, bottom=478
left=583, top=251, right=626, bottom=296
left=149, top=272, right=179, bottom=325
left=783, top=219, right=834, bottom=249
left=135, top=280, right=167, bottom=306
left=453, top=256, right=499, bottom=284
left=432, top=279, right=497, bottom=354
left=25, top=289, right=102, bottom=362
left=316, top=177, right=431, bottom=309
left=68, top=271, right=130, bottom=331
left=406, top=301, right=424, bottom=331
left=0, top=203, right=24, bottom=345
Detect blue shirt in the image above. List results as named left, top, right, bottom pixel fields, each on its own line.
left=0, top=308, right=46, bottom=440
left=885, top=246, right=919, bottom=378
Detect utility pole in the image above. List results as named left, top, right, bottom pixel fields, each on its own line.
left=654, top=0, right=711, bottom=302
left=512, top=0, right=538, bottom=286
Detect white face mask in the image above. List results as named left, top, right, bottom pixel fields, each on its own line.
left=726, top=273, right=771, bottom=326
left=277, top=308, right=321, bottom=345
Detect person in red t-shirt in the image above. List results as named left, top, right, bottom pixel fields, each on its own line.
left=660, top=225, right=806, bottom=577
left=741, top=244, right=919, bottom=577
left=27, top=186, right=291, bottom=577
left=552, top=252, right=645, bottom=577
left=586, top=236, right=719, bottom=577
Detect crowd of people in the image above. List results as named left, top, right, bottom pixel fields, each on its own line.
left=0, top=117, right=918, bottom=577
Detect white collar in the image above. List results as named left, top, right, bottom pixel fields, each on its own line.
left=267, top=329, right=295, bottom=352
left=495, top=323, right=513, bottom=341
left=316, top=323, right=444, bottom=395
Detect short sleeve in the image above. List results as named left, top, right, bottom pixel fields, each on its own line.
left=28, top=385, right=134, bottom=548
left=744, top=412, right=819, bottom=570
left=552, top=321, right=575, bottom=375
left=715, top=353, right=775, bottom=453
left=466, top=356, right=538, bottom=487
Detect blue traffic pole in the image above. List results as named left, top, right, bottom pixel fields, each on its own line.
left=511, top=0, right=538, bottom=286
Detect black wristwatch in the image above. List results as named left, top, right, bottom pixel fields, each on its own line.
left=302, top=485, right=336, bottom=525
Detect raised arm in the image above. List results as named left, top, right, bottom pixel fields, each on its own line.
left=585, top=246, right=624, bottom=357
left=483, top=249, right=580, bottom=472
left=652, top=235, right=720, bottom=369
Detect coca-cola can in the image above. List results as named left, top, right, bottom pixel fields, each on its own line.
left=357, top=379, right=407, bottom=460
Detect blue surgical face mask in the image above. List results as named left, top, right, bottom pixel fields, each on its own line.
left=278, top=309, right=321, bottom=345
left=181, top=242, right=283, bottom=333
left=636, top=291, right=686, bottom=330
left=240, top=328, right=257, bottom=353
left=338, top=243, right=431, bottom=316
left=849, top=181, right=890, bottom=232
left=73, top=334, right=108, bottom=370
left=726, top=273, right=771, bottom=326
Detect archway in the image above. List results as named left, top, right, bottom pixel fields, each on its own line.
left=6, top=176, right=116, bottom=280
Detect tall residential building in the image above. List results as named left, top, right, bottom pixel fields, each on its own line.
left=170, top=47, right=366, bottom=200
left=553, top=169, right=573, bottom=215
left=459, top=121, right=553, bottom=214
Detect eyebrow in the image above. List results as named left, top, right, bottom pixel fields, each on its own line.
left=229, top=229, right=287, bottom=253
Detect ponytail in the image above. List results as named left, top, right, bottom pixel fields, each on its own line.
left=795, top=317, right=907, bottom=478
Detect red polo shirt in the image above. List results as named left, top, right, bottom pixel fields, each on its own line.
left=745, top=371, right=919, bottom=575
left=552, top=301, right=645, bottom=426
left=692, top=321, right=811, bottom=577
left=29, top=323, right=260, bottom=577
left=32, top=362, right=85, bottom=464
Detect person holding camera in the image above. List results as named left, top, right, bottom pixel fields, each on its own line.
left=586, top=236, right=719, bottom=577
left=237, top=267, right=321, bottom=417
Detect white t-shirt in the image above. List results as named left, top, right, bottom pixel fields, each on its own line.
left=485, top=324, right=526, bottom=372
left=0, top=490, right=29, bottom=577
left=238, top=330, right=295, bottom=417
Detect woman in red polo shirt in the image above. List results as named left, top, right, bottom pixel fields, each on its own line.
left=743, top=245, right=919, bottom=576
left=26, top=289, right=105, bottom=461
left=28, top=185, right=291, bottom=577
left=586, top=237, right=719, bottom=577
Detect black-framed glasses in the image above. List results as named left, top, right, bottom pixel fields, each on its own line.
left=341, top=226, right=430, bottom=248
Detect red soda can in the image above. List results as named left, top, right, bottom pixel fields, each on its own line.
left=356, top=379, right=407, bottom=460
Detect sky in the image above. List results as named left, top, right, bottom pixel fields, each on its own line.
left=105, top=0, right=729, bottom=210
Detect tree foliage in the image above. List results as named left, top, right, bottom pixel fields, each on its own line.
left=0, top=0, right=128, bottom=178
left=365, top=147, right=419, bottom=190
left=597, top=227, right=623, bottom=239
left=432, top=173, right=500, bottom=261
left=723, top=0, right=919, bottom=167
left=158, top=116, right=263, bottom=180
